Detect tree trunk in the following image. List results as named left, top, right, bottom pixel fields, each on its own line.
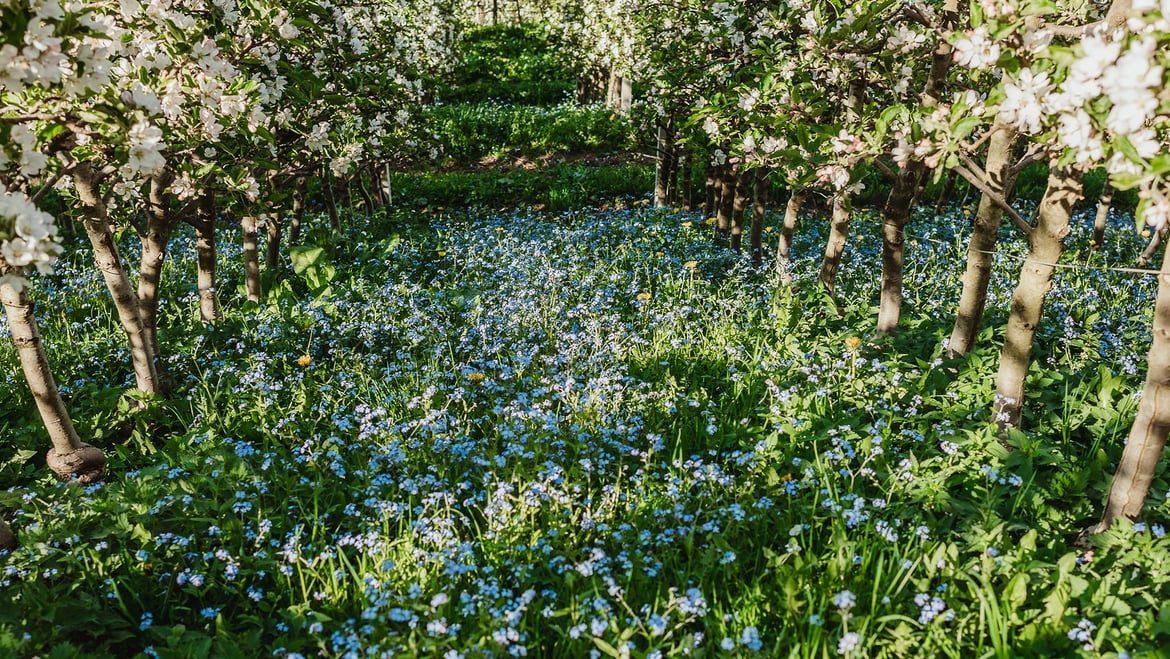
left=679, top=153, right=694, bottom=211
left=877, top=0, right=956, bottom=336
left=947, top=122, right=1020, bottom=358
left=192, top=191, right=222, bottom=324
left=1092, top=180, right=1114, bottom=248
left=241, top=214, right=262, bottom=303
left=619, top=78, right=633, bottom=114
left=324, top=173, right=340, bottom=230
left=819, top=192, right=852, bottom=300
left=934, top=170, right=958, bottom=213
left=877, top=167, right=922, bottom=336
left=1139, top=227, right=1168, bottom=266
left=355, top=168, right=375, bottom=211
left=730, top=171, right=747, bottom=252
left=0, top=274, right=105, bottom=482
left=704, top=161, right=718, bottom=214
left=751, top=169, right=769, bottom=268
left=715, top=163, right=735, bottom=245
left=607, top=68, right=620, bottom=110
left=654, top=122, right=673, bottom=208
left=778, top=189, right=806, bottom=284
left=266, top=212, right=282, bottom=271
left=992, top=166, right=1085, bottom=430
left=0, top=519, right=14, bottom=550
left=290, top=176, right=306, bottom=245
left=72, top=164, right=160, bottom=396
left=1094, top=233, right=1170, bottom=532
left=138, top=169, right=180, bottom=380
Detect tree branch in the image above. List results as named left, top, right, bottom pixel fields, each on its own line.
left=952, top=155, right=1033, bottom=238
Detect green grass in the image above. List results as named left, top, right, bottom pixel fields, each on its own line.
left=387, top=162, right=653, bottom=210
left=0, top=200, right=1166, bottom=657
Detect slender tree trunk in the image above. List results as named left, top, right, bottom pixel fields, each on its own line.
left=935, top=170, right=958, bottom=213
left=619, top=78, right=633, bottom=114
left=730, top=171, right=748, bottom=253
left=266, top=212, right=282, bottom=271
left=680, top=153, right=694, bottom=211
left=877, top=168, right=921, bottom=336
left=704, top=161, right=718, bottom=214
left=72, top=164, right=160, bottom=396
left=355, top=168, right=375, bottom=211
left=1092, top=180, right=1114, bottom=248
left=668, top=145, right=680, bottom=205
left=0, top=274, right=105, bottom=482
left=819, top=192, right=852, bottom=300
left=877, top=0, right=956, bottom=336
left=1139, top=227, right=1168, bottom=266
left=139, top=169, right=180, bottom=382
left=751, top=169, right=769, bottom=268
left=241, top=214, right=262, bottom=303
left=715, top=163, right=735, bottom=245
left=192, top=191, right=222, bottom=324
left=992, top=166, right=1085, bottom=430
left=947, top=122, right=1020, bottom=358
left=1094, top=233, right=1170, bottom=532
left=654, top=122, right=674, bottom=208
left=290, top=176, right=306, bottom=245
left=324, top=173, right=340, bottom=230
left=0, top=519, right=13, bottom=550
left=778, top=189, right=807, bottom=284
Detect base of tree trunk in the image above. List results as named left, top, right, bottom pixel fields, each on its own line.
left=0, top=519, right=14, bottom=551
left=46, top=443, right=106, bottom=483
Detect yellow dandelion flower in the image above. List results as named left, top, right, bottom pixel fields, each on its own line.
left=468, top=372, right=486, bottom=384
left=655, top=251, right=665, bottom=257
left=437, top=250, right=448, bottom=257
left=704, top=217, right=717, bottom=225
left=297, top=355, right=313, bottom=367
left=636, top=292, right=652, bottom=301
left=1142, top=229, right=1152, bottom=238
left=845, top=336, right=862, bottom=350
left=684, top=260, right=699, bottom=270
left=682, top=221, right=693, bottom=228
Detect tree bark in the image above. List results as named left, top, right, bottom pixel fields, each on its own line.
left=1139, top=227, right=1168, bottom=266
left=241, top=214, right=262, bottom=303
left=750, top=169, right=769, bottom=268
left=992, top=166, right=1085, bottom=430
left=730, top=171, right=748, bottom=253
left=324, top=172, right=340, bottom=230
left=1095, top=231, right=1170, bottom=532
left=266, top=212, right=282, bottom=271
left=704, top=160, right=718, bottom=214
left=138, top=169, right=180, bottom=373
left=654, top=122, right=674, bottom=208
left=0, top=274, right=105, bottom=483
left=714, top=163, right=735, bottom=245
left=0, top=519, right=14, bottom=550
left=1092, top=180, right=1114, bottom=248
left=72, top=164, right=160, bottom=396
left=778, top=189, right=806, bottom=284
left=877, top=0, right=957, bottom=336
left=877, top=168, right=920, bottom=336
left=290, top=176, right=306, bottom=245
left=819, top=192, right=852, bottom=301
left=947, top=122, right=1020, bottom=358
left=191, top=191, right=222, bottom=324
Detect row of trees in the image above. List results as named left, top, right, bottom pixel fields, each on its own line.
left=4, top=0, right=1170, bottom=546
left=616, top=0, right=1170, bottom=535
left=0, top=0, right=468, bottom=547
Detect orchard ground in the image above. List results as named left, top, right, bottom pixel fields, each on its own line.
left=1, top=193, right=1167, bottom=658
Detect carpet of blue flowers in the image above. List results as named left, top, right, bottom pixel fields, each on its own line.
left=2, top=199, right=1170, bottom=658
